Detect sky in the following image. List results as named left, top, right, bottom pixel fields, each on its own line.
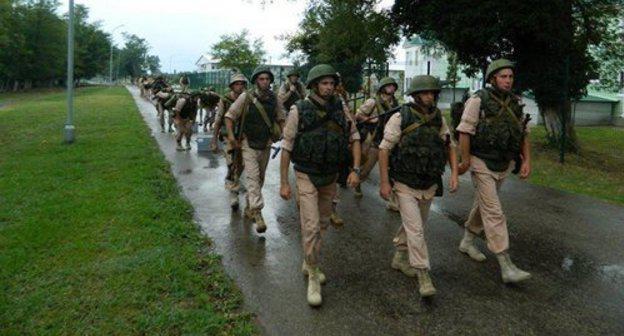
left=58, top=0, right=402, bottom=73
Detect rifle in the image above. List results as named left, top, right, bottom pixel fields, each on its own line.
left=355, top=105, right=401, bottom=126
left=512, top=113, right=532, bottom=175
left=225, top=95, right=249, bottom=183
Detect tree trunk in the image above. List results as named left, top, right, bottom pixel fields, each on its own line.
left=539, top=100, right=579, bottom=152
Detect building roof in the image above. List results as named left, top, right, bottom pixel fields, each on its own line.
left=402, top=36, right=425, bottom=48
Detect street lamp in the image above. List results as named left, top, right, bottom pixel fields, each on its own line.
left=64, top=0, right=75, bottom=144
left=109, top=24, right=124, bottom=85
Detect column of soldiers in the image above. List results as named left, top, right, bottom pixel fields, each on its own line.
left=138, top=57, right=532, bottom=307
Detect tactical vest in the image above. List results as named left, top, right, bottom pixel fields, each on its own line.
left=283, top=82, right=305, bottom=111
left=292, top=97, right=350, bottom=187
left=178, top=94, right=198, bottom=120
left=242, top=91, right=278, bottom=150
left=390, top=104, right=447, bottom=191
left=470, top=88, right=524, bottom=172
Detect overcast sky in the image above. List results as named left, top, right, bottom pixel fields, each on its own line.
left=58, top=0, right=401, bottom=73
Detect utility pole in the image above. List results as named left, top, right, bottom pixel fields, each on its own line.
left=64, top=0, right=75, bottom=144
left=109, top=24, right=124, bottom=84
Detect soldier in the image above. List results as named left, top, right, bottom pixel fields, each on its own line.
left=279, top=64, right=361, bottom=307
left=379, top=75, right=459, bottom=297
left=278, top=69, right=306, bottom=113
left=225, top=66, right=285, bottom=233
left=456, top=58, right=532, bottom=284
left=166, top=91, right=199, bottom=151
left=151, top=75, right=174, bottom=133
left=211, top=74, right=249, bottom=210
left=202, top=86, right=219, bottom=132
left=355, top=77, right=400, bottom=199
left=179, top=74, right=190, bottom=92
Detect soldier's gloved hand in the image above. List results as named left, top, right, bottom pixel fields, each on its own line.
left=379, top=181, right=392, bottom=200
left=280, top=182, right=292, bottom=200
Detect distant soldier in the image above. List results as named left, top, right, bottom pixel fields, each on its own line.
left=279, top=64, right=361, bottom=307
left=278, top=69, right=306, bottom=113
left=379, top=75, right=458, bottom=298
left=179, top=74, right=190, bottom=92
left=151, top=75, right=174, bottom=132
left=211, top=74, right=249, bottom=210
left=225, top=66, right=285, bottom=233
left=200, top=86, right=220, bottom=132
left=355, top=77, right=400, bottom=198
left=165, top=91, right=199, bottom=151
left=456, top=58, right=532, bottom=284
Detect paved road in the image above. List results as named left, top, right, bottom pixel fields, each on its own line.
left=129, top=87, right=624, bottom=336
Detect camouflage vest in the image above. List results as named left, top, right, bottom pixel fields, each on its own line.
left=179, top=94, right=198, bottom=120
left=242, top=90, right=278, bottom=150
left=372, top=95, right=399, bottom=145
left=283, top=82, right=306, bottom=111
left=470, top=88, right=524, bottom=172
left=292, top=96, right=350, bottom=187
left=390, top=104, right=447, bottom=191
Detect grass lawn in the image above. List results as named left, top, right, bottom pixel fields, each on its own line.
left=0, top=87, right=255, bottom=335
left=528, top=126, right=624, bottom=206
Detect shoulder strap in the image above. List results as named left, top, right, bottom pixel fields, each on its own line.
left=401, top=108, right=439, bottom=136
left=250, top=93, right=274, bottom=129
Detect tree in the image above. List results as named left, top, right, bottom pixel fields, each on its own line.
left=392, top=0, right=623, bottom=151
left=285, top=0, right=399, bottom=93
left=73, top=5, right=111, bottom=82
left=590, top=18, right=624, bottom=92
left=210, top=30, right=266, bottom=78
left=117, top=33, right=150, bottom=79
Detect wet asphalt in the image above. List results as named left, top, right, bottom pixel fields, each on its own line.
left=128, top=87, right=624, bottom=336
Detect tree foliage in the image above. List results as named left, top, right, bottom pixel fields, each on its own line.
left=590, top=18, right=624, bottom=92
left=285, top=0, right=399, bottom=93
left=210, top=30, right=266, bottom=78
left=392, top=0, right=623, bottom=150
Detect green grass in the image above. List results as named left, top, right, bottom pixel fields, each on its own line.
left=528, top=126, right=624, bottom=205
left=0, top=87, right=256, bottom=335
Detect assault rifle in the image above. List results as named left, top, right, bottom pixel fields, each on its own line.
left=355, top=105, right=402, bottom=126
left=512, top=113, right=532, bottom=175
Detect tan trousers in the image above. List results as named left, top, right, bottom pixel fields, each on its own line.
left=393, top=182, right=434, bottom=270
left=242, top=140, right=270, bottom=211
left=465, top=172, right=509, bottom=253
left=174, top=118, right=192, bottom=143
left=295, top=171, right=336, bottom=266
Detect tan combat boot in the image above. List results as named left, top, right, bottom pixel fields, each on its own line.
left=329, top=203, right=344, bottom=228
left=243, top=205, right=253, bottom=220
left=254, top=211, right=267, bottom=233
left=416, top=268, right=437, bottom=297
left=459, top=229, right=486, bottom=262
left=175, top=142, right=184, bottom=152
left=302, top=261, right=326, bottom=285
left=390, top=250, right=417, bottom=277
left=229, top=192, right=239, bottom=211
left=354, top=184, right=363, bottom=198
left=496, top=252, right=532, bottom=284
left=307, top=269, right=322, bottom=307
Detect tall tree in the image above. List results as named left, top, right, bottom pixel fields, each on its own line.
left=286, top=0, right=399, bottom=93
left=117, top=33, right=150, bottom=79
left=392, top=0, right=622, bottom=151
left=590, top=18, right=624, bottom=92
left=210, top=30, right=266, bottom=78
left=73, top=5, right=111, bottom=82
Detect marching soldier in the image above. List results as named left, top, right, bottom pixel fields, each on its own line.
left=355, top=77, right=400, bottom=198
left=225, top=66, right=285, bottom=233
left=456, top=58, right=532, bottom=284
left=279, top=64, right=361, bottom=306
left=166, top=91, right=199, bottom=151
left=211, top=74, right=249, bottom=210
left=151, top=75, right=174, bottom=133
left=378, top=75, right=459, bottom=297
left=179, top=74, right=190, bottom=92
left=278, top=69, right=306, bottom=113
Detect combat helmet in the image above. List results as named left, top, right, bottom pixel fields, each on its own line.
left=486, top=58, right=515, bottom=81
left=305, top=64, right=339, bottom=89
left=405, top=75, right=441, bottom=96
left=251, top=65, right=274, bottom=83
left=376, top=77, right=398, bottom=93
left=286, top=68, right=300, bottom=77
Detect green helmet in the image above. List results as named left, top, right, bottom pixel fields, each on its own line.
left=306, top=64, right=339, bottom=89
left=377, top=77, right=398, bottom=93
left=229, top=73, right=248, bottom=87
left=406, top=75, right=441, bottom=96
left=286, top=68, right=300, bottom=77
left=486, top=58, right=514, bottom=81
left=251, top=65, right=274, bottom=83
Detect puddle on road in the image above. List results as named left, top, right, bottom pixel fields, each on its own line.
left=178, top=168, right=193, bottom=175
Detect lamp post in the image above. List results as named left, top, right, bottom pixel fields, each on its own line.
left=64, top=0, right=75, bottom=144
left=109, top=24, right=124, bottom=85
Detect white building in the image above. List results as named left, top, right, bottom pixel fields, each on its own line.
left=195, top=54, right=220, bottom=72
